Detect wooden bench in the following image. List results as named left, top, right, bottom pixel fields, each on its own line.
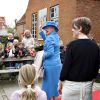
left=0, top=69, right=19, bottom=74
left=0, top=56, right=34, bottom=62
left=0, top=69, right=19, bottom=80
left=0, top=56, right=34, bottom=80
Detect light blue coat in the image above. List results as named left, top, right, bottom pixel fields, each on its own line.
left=39, top=31, right=61, bottom=99
left=39, top=31, right=61, bottom=67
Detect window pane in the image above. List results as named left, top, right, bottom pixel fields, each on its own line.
left=32, top=14, right=35, bottom=21
left=35, top=15, right=37, bottom=21
left=51, top=13, right=54, bottom=18
left=32, top=13, right=37, bottom=38
left=51, top=7, right=54, bottom=12
left=33, top=26, right=34, bottom=30
left=50, top=5, right=59, bottom=21
left=55, top=6, right=59, bottom=17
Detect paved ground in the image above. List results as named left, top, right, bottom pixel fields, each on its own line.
left=93, top=82, right=100, bottom=91
left=0, top=78, right=42, bottom=100
left=0, top=79, right=100, bottom=100
left=0, top=80, right=19, bottom=100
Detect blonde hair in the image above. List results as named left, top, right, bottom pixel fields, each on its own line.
left=14, top=39, right=18, bottom=43
left=24, top=30, right=32, bottom=37
left=7, top=42, right=13, bottom=48
left=8, top=33, right=14, bottom=39
left=18, top=64, right=37, bottom=100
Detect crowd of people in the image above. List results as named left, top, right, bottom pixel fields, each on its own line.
left=0, top=30, right=36, bottom=68
left=0, top=17, right=99, bottom=100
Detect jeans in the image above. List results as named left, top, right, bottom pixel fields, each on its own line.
left=62, top=80, right=93, bottom=100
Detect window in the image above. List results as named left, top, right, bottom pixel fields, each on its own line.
left=50, top=5, right=59, bottom=23
left=32, top=13, right=37, bottom=38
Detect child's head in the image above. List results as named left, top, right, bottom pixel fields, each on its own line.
left=7, top=42, right=13, bottom=50
left=27, top=46, right=36, bottom=57
left=24, top=30, right=32, bottom=38
left=14, top=39, right=18, bottom=45
left=8, top=33, right=14, bottom=41
left=18, top=42, right=24, bottom=49
left=18, top=64, right=37, bottom=100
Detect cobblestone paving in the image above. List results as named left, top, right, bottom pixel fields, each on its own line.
left=0, top=80, right=19, bottom=100
left=0, top=80, right=100, bottom=100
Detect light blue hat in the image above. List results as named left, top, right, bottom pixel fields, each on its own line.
left=42, top=21, right=58, bottom=32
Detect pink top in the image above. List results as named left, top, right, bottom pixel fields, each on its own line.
left=10, top=85, right=47, bottom=100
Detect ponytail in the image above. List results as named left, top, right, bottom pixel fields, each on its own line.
left=18, top=64, right=37, bottom=100
left=20, top=85, right=36, bottom=100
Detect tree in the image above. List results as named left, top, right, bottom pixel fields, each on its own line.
left=7, top=26, right=14, bottom=33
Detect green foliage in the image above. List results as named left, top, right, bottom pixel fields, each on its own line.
left=95, top=68, right=100, bottom=83
left=95, top=78, right=100, bottom=83
left=34, top=45, right=43, bottom=52
left=0, top=62, right=4, bottom=70
left=14, top=36, right=19, bottom=40
left=2, top=36, right=7, bottom=43
left=1, top=36, right=19, bottom=43
left=7, top=27, right=14, bottom=33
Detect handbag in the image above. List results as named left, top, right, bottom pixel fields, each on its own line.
left=32, top=50, right=44, bottom=78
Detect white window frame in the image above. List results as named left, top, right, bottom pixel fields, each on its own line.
left=50, top=5, right=59, bottom=23
left=32, top=13, right=37, bottom=39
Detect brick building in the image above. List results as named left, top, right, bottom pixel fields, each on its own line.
left=0, top=17, right=7, bottom=30
left=16, top=0, right=100, bottom=45
left=16, top=14, right=26, bottom=39
left=0, top=17, right=8, bottom=36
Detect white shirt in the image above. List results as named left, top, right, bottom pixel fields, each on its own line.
left=9, top=49, right=14, bottom=57
left=22, top=37, right=35, bottom=48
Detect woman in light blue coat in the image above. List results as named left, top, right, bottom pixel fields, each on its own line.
left=39, top=21, right=61, bottom=100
